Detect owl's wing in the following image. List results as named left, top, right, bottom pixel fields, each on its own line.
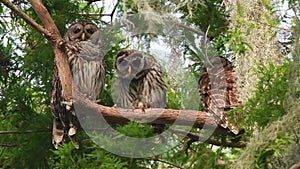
left=117, top=79, right=134, bottom=108
left=146, top=69, right=167, bottom=108
left=198, top=56, right=239, bottom=134
left=143, top=55, right=167, bottom=108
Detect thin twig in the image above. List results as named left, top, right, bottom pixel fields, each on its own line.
left=148, top=158, right=184, bottom=169
left=109, top=0, right=120, bottom=22
left=64, top=12, right=109, bottom=24
left=0, top=0, right=50, bottom=38
left=292, top=6, right=300, bottom=23
left=67, top=12, right=107, bottom=17
left=176, top=22, right=205, bottom=36
left=72, top=0, right=119, bottom=23
left=0, top=129, right=51, bottom=135
left=0, top=143, right=18, bottom=147
left=85, top=0, right=101, bottom=4
left=169, top=129, right=246, bottom=148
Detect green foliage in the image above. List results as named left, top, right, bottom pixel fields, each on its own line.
left=242, top=60, right=289, bottom=128
left=100, top=24, right=126, bottom=106
left=225, top=4, right=255, bottom=55
left=166, top=67, right=200, bottom=110
left=166, top=81, right=182, bottom=110
left=116, top=122, right=154, bottom=138
left=50, top=142, right=128, bottom=169
left=254, top=133, right=294, bottom=169
left=0, top=113, right=52, bottom=168
left=178, top=0, right=229, bottom=40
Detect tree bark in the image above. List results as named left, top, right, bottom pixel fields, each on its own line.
left=29, top=0, right=73, bottom=100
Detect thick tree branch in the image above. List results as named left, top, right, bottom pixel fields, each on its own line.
left=176, top=22, right=206, bottom=36
left=29, top=0, right=72, bottom=99
left=73, top=89, right=243, bottom=137
left=28, top=1, right=61, bottom=43
left=290, top=162, right=300, bottom=169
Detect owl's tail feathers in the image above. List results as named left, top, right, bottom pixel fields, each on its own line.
left=220, top=116, right=245, bottom=136
left=227, top=122, right=239, bottom=135
left=52, top=118, right=64, bottom=149
left=66, top=109, right=80, bottom=149
left=213, top=111, right=240, bottom=135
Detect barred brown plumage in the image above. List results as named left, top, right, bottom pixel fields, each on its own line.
left=114, top=50, right=167, bottom=110
left=198, top=56, right=239, bottom=134
left=114, top=50, right=167, bottom=133
left=50, top=21, right=105, bottom=148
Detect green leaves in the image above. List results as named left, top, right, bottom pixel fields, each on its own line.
left=244, top=60, right=289, bottom=128
left=254, top=134, right=294, bottom=169
left=50, top=138, right=129, bottom=169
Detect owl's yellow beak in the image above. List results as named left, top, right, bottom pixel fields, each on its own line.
left=128, top=66, right=131, bottom=75
left=81, top=33, right=86, bottom=41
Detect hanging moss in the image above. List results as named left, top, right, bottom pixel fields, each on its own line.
left=232, top=4, right=300, bottom=168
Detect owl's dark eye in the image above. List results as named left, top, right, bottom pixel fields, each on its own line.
left=132, top=58, right=141, bottom=67
left=73, top=28, right=81, bottom=34
left=119, top=59, right=128, bottom=68
left=86, top=28, right=95, bottom=34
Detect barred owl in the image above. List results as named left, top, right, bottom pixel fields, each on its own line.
left=50, top=21, right=105, bottom=148
left=198, top=56, right=239, bottom=134
left=114, top=50, right=167, bottom=110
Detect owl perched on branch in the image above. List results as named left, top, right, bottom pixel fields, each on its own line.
left=114, top=50, right=167, bottom=132
left=50, top=21, right=105, bottom=148
left=198, top=56, right=239, bottom=134
left=114, top=50, right=167, bottom=109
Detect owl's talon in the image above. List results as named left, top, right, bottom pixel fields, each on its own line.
left=58, top=39, right=66, bottom=49
left=95, top=99, right=101, bottom=104
left=137, top=101, right=144, bottom=110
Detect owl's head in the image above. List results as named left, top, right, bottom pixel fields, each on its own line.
left=64, top=21, right=98, bottom=42
left=115, top=50, right=151, bottom=79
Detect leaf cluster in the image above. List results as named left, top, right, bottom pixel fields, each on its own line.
left=241, top=60, right=289, bottom=129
